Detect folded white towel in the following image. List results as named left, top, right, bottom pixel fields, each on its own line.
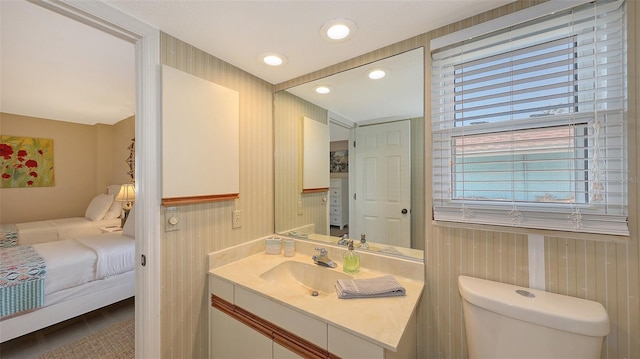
left=335, top=275, right=406, bottom=299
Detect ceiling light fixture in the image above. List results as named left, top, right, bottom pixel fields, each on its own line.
left=368, top=68, right=388, bottom=80
left=321, top=18, right=357, bottom=42
left=314, top=85, right=331, bottom=94
left=259, top=52, right=288, bottom=66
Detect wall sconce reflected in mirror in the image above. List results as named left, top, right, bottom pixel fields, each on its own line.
left=116, top=183, right=136, bottom=227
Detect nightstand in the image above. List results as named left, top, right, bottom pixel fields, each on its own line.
left=329, top=178, right=348, bottom=230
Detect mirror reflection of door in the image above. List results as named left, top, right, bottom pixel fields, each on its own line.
left=353, top=120, right=411, bottom=247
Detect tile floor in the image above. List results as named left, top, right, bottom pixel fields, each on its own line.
left=0, top=298, right=134, bottom=359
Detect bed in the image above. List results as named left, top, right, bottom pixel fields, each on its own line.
left=2, top=185, right=125, bottom=248
left=0, top=206, right=136, bottom=342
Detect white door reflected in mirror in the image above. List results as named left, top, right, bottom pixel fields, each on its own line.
left=353, top=120, right=411, bottom=248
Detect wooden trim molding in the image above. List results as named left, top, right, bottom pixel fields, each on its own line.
left=211, top=294, right=341, bottom=359
left=302, top=187, right=329, bottom=194
left=162, top=193, right=239, bottom=206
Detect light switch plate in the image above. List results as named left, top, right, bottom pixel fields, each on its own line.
left=165, top=207, right=180, bottom=232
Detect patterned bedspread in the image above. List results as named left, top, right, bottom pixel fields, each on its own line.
left=0, top=245, right=46, bottom=318
left=0, top=224, right=18, bottom=248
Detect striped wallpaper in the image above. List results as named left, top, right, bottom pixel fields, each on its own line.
left=160, top=33, right=275, bottom=359
left=274, top=90, right=329, bottom=235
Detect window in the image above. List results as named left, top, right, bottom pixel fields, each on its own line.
left=431, top=0, right=628, bottom=235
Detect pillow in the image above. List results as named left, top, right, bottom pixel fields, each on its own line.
left=122, top=205, right=135, bottom=237
left=106, top=184, right=122, bottom=196
left=103, top=184, right=124, bottom=220
left=85, top=194, right=114, bottom=221
left=103, top=200, right=123, bottom=220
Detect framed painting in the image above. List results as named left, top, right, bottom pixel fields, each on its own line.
left=1, top=135, right=55, bottom=188
left=330, top=150, right=348, bottom=173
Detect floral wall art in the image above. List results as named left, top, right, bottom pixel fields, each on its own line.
left=0, top=135, right=54, bottom=188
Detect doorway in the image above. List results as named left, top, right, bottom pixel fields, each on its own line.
left=28, top=1, right=162, bottom=357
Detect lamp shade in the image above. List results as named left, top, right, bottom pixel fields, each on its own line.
left=116, top=184, right=136, bottom=203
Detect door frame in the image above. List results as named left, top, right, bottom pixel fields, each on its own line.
left=33, top=1, right=162, bottom=357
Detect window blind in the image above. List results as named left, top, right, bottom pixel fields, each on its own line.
left=431, top=0, right=628, bottom=236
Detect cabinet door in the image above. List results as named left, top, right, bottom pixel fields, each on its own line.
left=328, top=325, right=384, bottom=359
left=211, top=307, right=271, bottom=359
left=273, top=342, right=304, bottom=359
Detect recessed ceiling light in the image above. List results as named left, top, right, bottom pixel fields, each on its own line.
left=259, top=52, right=288, bottom=66
left=321, top=18, right=357, bottom=42
left=368, top=68, right=388, bottom=80
left=314, top=85, right=331, bottom=94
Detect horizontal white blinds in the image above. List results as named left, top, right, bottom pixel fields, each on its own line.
left=431, top=0, right=628, bottom=236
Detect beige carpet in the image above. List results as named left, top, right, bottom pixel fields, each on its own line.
left=37, top=318, right=134, bottom=359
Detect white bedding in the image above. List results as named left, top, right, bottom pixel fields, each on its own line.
left=34, top=239, right=96, bottom=294
left=44, top=270, right=134, bottom=308
left=16, top=217, right=121, bottom=245
left=32, top=233, right=135, bottom=295
left=76, top=233, right=135, bottom=278
left=15, top=220, right=58, bottom=244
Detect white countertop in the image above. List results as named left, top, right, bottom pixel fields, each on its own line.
left=208, top=237, right=424, bottom=351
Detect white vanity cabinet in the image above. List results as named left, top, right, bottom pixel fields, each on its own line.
left=210, top=276, right=328, bottom=359
left=329, top=178, right=348, bottom=229
left=273, top=343, right=304, bottom=359
left=209, top=276, right=271, bottom=358
left=328, top=320, right=417, bottom=359
left=209, top=274, right=415, bottom=359
left=211, top=306, right=272, bottom=358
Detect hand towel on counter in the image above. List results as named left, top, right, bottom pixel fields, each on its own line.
left=335, top=275, right=406, bottom=299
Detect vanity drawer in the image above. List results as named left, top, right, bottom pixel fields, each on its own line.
left=330, top=206, right=342, bottom=215
left=329, top=197, right=341, bottom=206
left=330, top=215, right=342, bottom=225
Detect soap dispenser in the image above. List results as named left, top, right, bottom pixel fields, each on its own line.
left=343, top=240, right=360, bottom=274
left=359, top=233, right=369, bottom=249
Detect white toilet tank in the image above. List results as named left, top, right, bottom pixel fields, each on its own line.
left=458, top=276, right=610, bottom=359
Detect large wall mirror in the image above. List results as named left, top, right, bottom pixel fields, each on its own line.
left=274, top=47, right=424, bottom=261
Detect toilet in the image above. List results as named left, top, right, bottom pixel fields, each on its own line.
left=458, top=275, right=610, bottom=359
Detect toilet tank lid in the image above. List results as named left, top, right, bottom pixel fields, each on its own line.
left=458, top=276, right=610, bottom=337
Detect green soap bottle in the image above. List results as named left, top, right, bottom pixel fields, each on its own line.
left=343, top=240, right=360, bottom=274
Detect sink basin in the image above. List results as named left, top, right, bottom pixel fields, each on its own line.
left=259, top=260, right=352, bottom=296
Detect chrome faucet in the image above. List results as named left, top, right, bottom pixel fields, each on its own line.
left=337, top=234, right=349, bottom=246
left=312, top=247, right=337, bottom=268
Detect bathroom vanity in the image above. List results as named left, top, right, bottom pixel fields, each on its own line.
left=208, top=237, right=424, bottom=358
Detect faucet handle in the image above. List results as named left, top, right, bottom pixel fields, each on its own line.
left=314, top=247, right=327, bottom=256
